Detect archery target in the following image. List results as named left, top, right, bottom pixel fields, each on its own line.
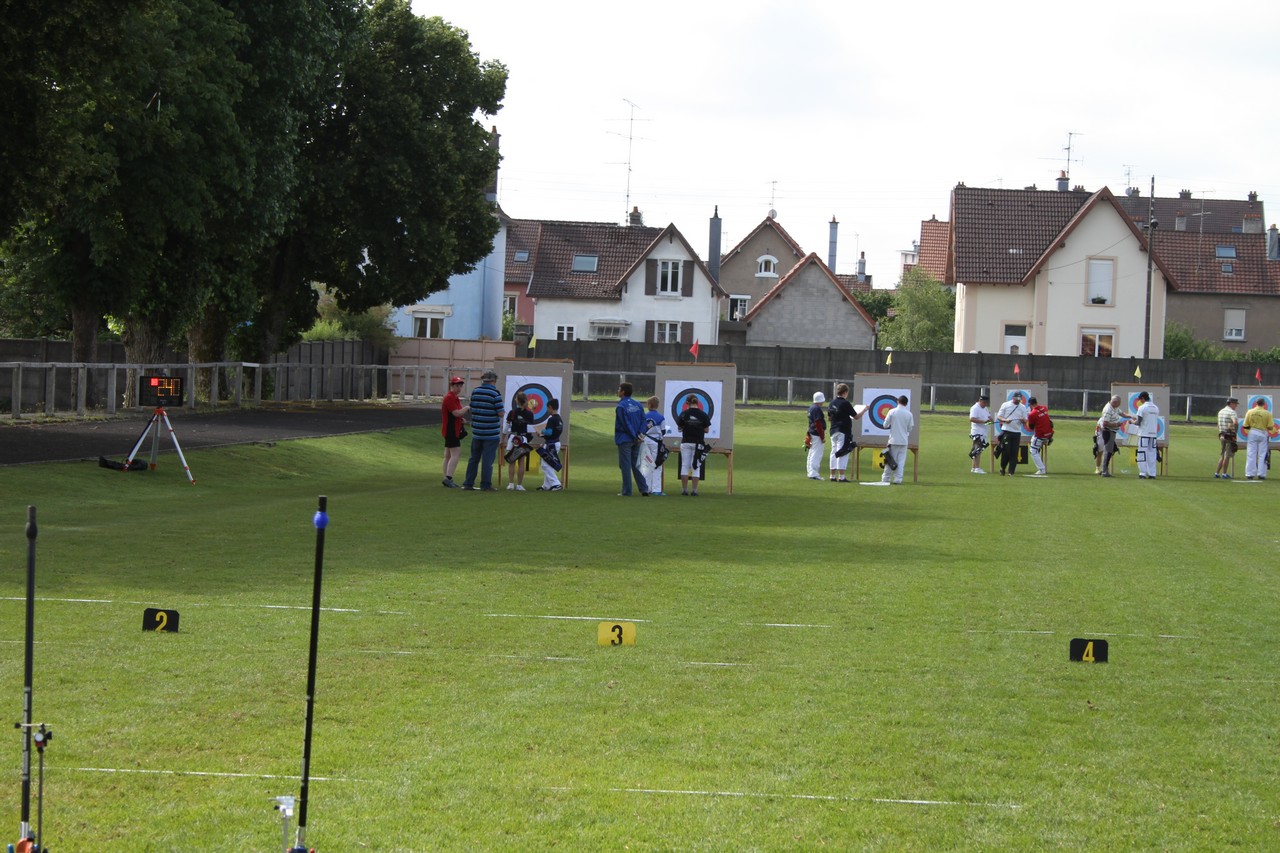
left=867, top=394, right=897, bottom=430
left=513, top=382, right=553, bottom=425
left=1004, top=388, right=1034, bottom=438
left=1122, top=391, right=1166, bottom=443
left=663, top=380, right=723, bottom=439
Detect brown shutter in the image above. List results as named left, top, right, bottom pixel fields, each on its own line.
left=645, top=259, right=657, bottom=295
left=681, top=321, right=693, bottom=344
left=645, top=320, right=655, bottom=343
left=681, top=260, right=694, bottom=297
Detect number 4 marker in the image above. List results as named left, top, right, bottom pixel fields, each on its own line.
left=1069, top=637, right=1108, bottom=662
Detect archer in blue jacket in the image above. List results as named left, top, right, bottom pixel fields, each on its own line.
left=614, top=381, right=649, bottom=496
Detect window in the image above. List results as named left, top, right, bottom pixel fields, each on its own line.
left=1215, top=245, right=1237, bottom=259
left=657, top=260, right=682, bottom=294
left=1221, top=263, right=1234, bottom=274
left=1004, top=324, right=1027, bottom=337
left=655, top=322, right=681, bottom=344
left=1081, top=328, right=1115, bottom=357
left=502, top=295, right=517, bottom=318
left=756, top=255, right=779, bottom=277
left=1224, top=309, right=1246, bottom=341
left=592, top=324, right=625, bottom=340
left=571, top=255, right=598, bottom=273
left=555, top=325, right=575, bottom=342
left=413, top=317, right=444, bottom=338
left=513, top=250, right=530, bottom=262
left=728, top=295, right=750, bottom=321
left=1087, top=258, right=1114, bottom=305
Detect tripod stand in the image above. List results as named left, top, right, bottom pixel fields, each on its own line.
left=124, top=407, right=196, bottom=484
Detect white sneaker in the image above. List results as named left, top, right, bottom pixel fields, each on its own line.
left=515, top=485, right=526, bottom=491
left=972, top=468, right=986, bottom=474
left=506, top=483, right=515, bottom=490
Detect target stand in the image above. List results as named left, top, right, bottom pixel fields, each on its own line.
left=122, top=376, right=195, bottom=484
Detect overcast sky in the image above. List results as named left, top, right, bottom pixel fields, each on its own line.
left=411, top=0, right=1280, bottom=287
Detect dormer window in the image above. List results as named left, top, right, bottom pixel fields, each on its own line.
left=1215, top=246, right=1237, bottom=260
left=756, top=255, right=779, bottom=278
left=572, top=254, right=598, bottom=273
left=514, top=250, right=530, bottom=262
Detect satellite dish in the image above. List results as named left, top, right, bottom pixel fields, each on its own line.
left=767, top=209, right=777, bottom=219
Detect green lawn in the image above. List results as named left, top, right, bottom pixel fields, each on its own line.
left=1, top=409, right=1277, bottom=851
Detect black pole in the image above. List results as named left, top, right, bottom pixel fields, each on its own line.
left=19, top=506, right=36, bottom=843
left=294, top=496, right=327, bottom=852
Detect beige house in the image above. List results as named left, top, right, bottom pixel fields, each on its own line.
left=949, top=183, right=1173, bottom=357
left=714, top=214, right=806, bottom=323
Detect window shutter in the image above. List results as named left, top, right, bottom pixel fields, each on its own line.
left=681, top=260, right=694, bottom=297
left=681, top=321, right=693, bottom=344
left=645, top=260, right=657, bottom=295
left=645, top=320, right=655, bottom=343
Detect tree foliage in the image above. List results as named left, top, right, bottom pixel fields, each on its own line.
left=0, top=0, right=506, bottom=368
left=851, top=289, right=894, bottom=323
left=877, top=268, right=955, bottom=352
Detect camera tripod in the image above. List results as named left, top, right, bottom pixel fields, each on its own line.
left=124, top=407, right=196, bottom=484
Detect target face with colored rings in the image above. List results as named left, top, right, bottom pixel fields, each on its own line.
left=866, top=394, right=897, bottom=430
left=670, top=387, right=715, bottom=422
left=512, top=383, right=553, bottom=424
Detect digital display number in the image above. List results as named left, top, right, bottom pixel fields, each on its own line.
left=138, top=375, right=185, bottom=407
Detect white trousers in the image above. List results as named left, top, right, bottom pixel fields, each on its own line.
left=1245, top=432, right=1269, bottom=478
left=639, top=439, right=663, bottom=493
left=806, top=438, right=824, bottom=478
left=1137, top=436, right=1159, bottom=478
left=1029, top=436, right=1048, bottom=474
left=829, top=432, right=849, bottom=474
left=880, top=444, right=907, bottom=483
left=540, top=443, right=561, bottom=489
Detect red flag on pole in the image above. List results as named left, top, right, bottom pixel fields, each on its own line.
left=1257, top=367, right=1263, bottom=385
left=689, top=339, right=700, bottom=361
left=1013, top=362, right=1020, bottom=377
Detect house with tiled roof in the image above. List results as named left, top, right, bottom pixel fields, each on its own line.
left=520, top=218, right=725, bottom=345
left=903, top=215, right=949, bottom=283
left=948, top=182, right=1174, bottom=357
left=714, top=213, right=807, bottom=323
left=1160, top=223, right=1280, bottom=351
left=740, top=253, right=877, bottom=348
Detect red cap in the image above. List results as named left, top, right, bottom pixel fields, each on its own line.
left=449, top=376, right=464, bottom=385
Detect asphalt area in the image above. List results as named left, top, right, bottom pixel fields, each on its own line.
left=0, top=403, right=443, bottom=467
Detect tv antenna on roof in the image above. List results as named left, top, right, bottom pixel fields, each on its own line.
left=606, top=99, right=651, bottom=224
left=1063, top=131, right=1083, bottom=181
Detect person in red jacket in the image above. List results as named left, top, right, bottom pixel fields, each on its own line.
left=441, top=376, right=470, bottom=488
left=1026, top=396, right=1054, bottom=476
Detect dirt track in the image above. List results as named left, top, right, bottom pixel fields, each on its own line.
left=0, top=403, right=441, bottom=466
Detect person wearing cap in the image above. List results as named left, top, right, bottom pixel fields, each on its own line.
left=995, top=391, right=1029, bottom=476
left=968, top=393, right=991, bottom=474
left=805, top=391, right=827, bottom=480
left=1134, top=391, right=1161, bottom=479
left=1214, top=396, right=1240, bottom=479
left=440, top=376, right=470, bottom=488
left=461, top=368, right=504, bottom=491
left=1241, top=397, right=1275, bottom=480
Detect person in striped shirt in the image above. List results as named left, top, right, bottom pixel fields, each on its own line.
left=461, top=369, right=504, bottom=491
left=1214, top=397, right=1239, bottom=479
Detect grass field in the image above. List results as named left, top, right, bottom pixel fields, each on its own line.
left=1, top=408, right=1278, bottom=851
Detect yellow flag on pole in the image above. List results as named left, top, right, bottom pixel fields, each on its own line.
left=1134, top=365, right=1141, bottom=379
left=528, top=335, right=537, bottom=350
left=885, top=352, right=892, bottom=366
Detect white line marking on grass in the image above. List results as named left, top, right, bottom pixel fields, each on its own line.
left=966, top=629, right=1196, bottom=640
left=548, top=786, right=1019, bottom=809
left=0, top=597, right=404, bottom=615
left=485, top=613, right=652, bottom=623
left=489, top=654, right=587, bottom=662
left=69, top=766, right=361, bottom=782
left=745, top=622, right=833, bottom=629
left=966, top=629, right=1056, bottom=635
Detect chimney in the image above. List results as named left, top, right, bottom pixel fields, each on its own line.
left=1126, top=187, right=1140, bottom=198
left=1175, top=211, right=1186, bottom=232
left=1179, top=189, right=1192, bottom=200
left=1244, top=213, right=1263, bottom=234
left=1268, top=224, right=1279, bottom=261
left=856, top=251, right=867, bottom=283
left=1249, top=191, right=1259, bottom=203
left=828, top=216, right=839, bottom=270
left=1056, top=170, right=1069, bottom=192
left=628, top=206, right=644, bottom=227
left=708, top=206, right=722, bottom=283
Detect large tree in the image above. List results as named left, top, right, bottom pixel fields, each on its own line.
left=243, top=0, right=507, bottom=361
left=878, top=268, right=956, bottom=352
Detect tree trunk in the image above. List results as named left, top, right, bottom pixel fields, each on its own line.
left=121, top=318, right=166, bottom=407
left=69, top=296, right=100, bottom=407
left=187, top=303, right=231, bottom=402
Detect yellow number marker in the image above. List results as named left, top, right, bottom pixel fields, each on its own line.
left=597, top=622, right=636, bottom=646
